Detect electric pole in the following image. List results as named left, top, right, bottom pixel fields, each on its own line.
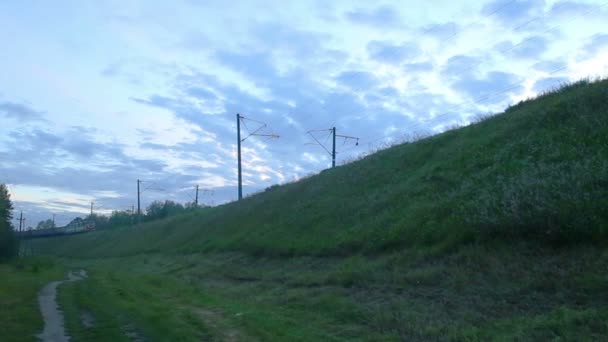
left=22, top=216, right=27, bottom=256
left=90, top=202, right=94, bottom=217
left=52, top=214, right=56, bottom=227
left=332, top=127, right=336, bottom=168
left=17, top=211, right=23, bottom=256
left=307, top=127, right=359, bottom=169
left=237, top=114, right=243, bottom=200
left=195, top=185, right=199, bottom=207
left=236, top=113, right=279, bottom=200
left=137, top=179, right=141, bottom=224
left=136, top=180, right=164, bottom=223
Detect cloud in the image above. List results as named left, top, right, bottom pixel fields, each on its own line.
left=140, top=142, right=171, bottom=150
left=496, top=35, right=548, bottom=59
left=250, top=23, right=330, bottom=58
left=215, top=50, right=277, bottom=82
left=420, top=22, right=458, bottom=39
left=0, top=101, right=44, bottom=121
left=132, top=68, right=332, bottom=191
left=0, top=0, right=606, bottom=230
left=179, top=53, right=323, bottom=117
left=132, top=93, right=228, bottom=135
left=131, top=62, right=403, bottom=193
left=441, top=55, right=482, bottom=80
left=185, top=87, right=217, bottom=100
left=322, top=92, right=367, bottom=119
left=367, top=40, right=419, bottom=64
left=453, top=71, right=522, bottom=104
left=179, top=30, right=210, bottom=51
left=345, top=5, right=402, bottom=27
left=100, top=61, right=122, bottom=77
left=583, top=33, right=608, bottom=55
left=481, top=0, right=545, bottom=23
left=378, top=87, right=399, bottom=98
left=2, top=141, right=194, bottom=226
left=550, top=1, right=606, bottom=17
left=404, top=61, right=434, bottom=73
left=397, top=92, right=453, bottom=118
left=2, top=127, right=170, bottom=194
left=533, top=60, right=567, bottom=73
left=533, top=76, right=570, bottom=93
left=335, top=71, right=379, bottom=91
left=9, top=129, right=62, bottom=146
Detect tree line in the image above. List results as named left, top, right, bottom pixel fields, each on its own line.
left=31, top=200, right=202, bottom=231
left=0, top=184, right=203, bottom=261
left=0, top=184, right=18, bottom=260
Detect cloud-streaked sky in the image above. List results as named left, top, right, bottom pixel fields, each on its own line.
left=1, top=0, right=607, bottom=227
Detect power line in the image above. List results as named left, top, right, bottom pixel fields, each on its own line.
left=195, top=185, right=199, bottom=207
left=306, top=129, right=333, bottom=156
left=236, top=113, right=280, bottom=200
left=4, top=4, right=607, bottom=213
left=136, top=179, right=166, bottom=224
left=290, top=1, right=587, bottom=157
left=307, top=127, right=359, bottom=168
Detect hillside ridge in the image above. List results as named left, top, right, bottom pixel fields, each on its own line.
left=33, top=78, right=608, bottom=258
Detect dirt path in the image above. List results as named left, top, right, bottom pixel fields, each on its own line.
left=37, top=270, right=87, bottom=342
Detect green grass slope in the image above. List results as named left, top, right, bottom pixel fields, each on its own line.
left=28, top=79, right=608, bottom=341
left=34, top=79, right=608, bottom=258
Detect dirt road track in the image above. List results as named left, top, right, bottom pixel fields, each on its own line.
left=37, top=270, right=87, bottom=342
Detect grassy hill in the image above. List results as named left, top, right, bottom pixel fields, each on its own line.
left=34, top=79, right=608, bottom=257
left=29, top=79, right=608, bottom=341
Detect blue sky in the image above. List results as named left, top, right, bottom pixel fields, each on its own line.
left=1, top=0, right=607, bottom=227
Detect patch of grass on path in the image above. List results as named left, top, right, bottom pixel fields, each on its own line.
left=0, top=257, right=64, bottom=342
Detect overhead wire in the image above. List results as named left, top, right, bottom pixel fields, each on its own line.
left=312, top=0, right=557, bottom=158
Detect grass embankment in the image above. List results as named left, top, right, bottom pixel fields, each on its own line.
left=0, top=258, right=64, bottom=342
left=30, top=79, right=608, bottom=340
left=33, top=80, right=608, bottom=258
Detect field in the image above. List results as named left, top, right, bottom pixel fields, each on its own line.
left=13, top=79, right=608, bottom=340
left=0, top=258, right=64, bottom=342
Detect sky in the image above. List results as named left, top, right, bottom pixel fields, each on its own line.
left=1, top=0, right=607, bottom=228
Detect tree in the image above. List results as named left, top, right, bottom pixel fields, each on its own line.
left=184, top=201, right=196, bottom=210
left=108, top=210, right=134, bottom=228
left=86, top=213, right=109, bottom=230
left=145, top=201, right=164, bottom=221
left=67, top=217, right=85, bottom=227
left=164, top=200, right=185, bottom=217
left=145, top=200, right=185, bottom=221
left=0, top=184, right=18, bottom=260
left=36, top=219, right=56, bottom=230
left=185, top=201, right=206, bottom=210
